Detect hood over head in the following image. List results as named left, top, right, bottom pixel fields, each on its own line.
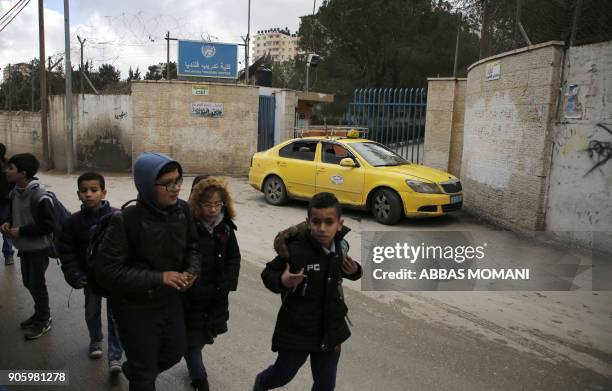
left=133, top=152, right=183, bottom=208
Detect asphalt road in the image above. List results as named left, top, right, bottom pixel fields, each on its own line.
left=0, top=173, right=610, bottom=391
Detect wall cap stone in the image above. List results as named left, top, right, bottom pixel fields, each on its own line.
left=467, top=41, right=565, bottom=72
left=427, top=77, right=467, bottom=81
left=131, top=80, right=258, bottom=88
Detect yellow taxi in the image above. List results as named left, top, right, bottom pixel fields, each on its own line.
left=248, top=133, right=462, bottom=224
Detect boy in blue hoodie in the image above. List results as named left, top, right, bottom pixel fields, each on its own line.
left=0, top=153, right=55, bottom=340
left=57, top=172, right=124, bottom=373
left=95, top=153, right=201, bottom=391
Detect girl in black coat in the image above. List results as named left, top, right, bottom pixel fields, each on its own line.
left=183, top=176, right=241, bottom=391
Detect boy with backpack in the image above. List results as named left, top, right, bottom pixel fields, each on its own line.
left=0, top=153, right=56, bottom=340
left=57, top=172, right=124, bottom=372
left=95, top=152, right=201, bottom=391
left=254, top=192, right=362, bottom=391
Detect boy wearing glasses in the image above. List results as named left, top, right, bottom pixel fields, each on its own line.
left=181, top=176, right=241, bottom=391
left=96, top=152, right=201, bottom=391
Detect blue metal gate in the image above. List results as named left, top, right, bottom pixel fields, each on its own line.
left=258, top=95, right=276, bottom=151
left=347, top=88, right=427, bottom=163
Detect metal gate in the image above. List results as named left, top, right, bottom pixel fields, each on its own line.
left=258, top=95, right=276, bottom=151
left=347, top=88, right=427, bottom=163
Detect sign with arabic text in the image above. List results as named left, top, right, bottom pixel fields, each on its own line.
left=191, top=102, right=224, bottom=118
left=178, top=40, right=238, bottom=79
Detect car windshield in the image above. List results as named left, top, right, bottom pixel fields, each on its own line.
left=350, top=142, right=409, bottom=166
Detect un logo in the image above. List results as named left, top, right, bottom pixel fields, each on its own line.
left=201, top=45, right=216, bottom=58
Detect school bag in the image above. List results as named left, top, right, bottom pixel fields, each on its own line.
left=85, top=199, right=136, bottom=297
left=30, top=188, right=71, bottom=258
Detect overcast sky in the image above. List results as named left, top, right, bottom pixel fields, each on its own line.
left=1, top=0, right=318, bottom=78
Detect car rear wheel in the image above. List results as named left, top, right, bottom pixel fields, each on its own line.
left=371, top=189, right=403, bottom=225
left=263, top=176, right=288, bottom=205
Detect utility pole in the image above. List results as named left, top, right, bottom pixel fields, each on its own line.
left=7, top=64, right=11, bottom=138
left=64, top=0, right=74, bottom=173
left=47, top=56, right=63, bottom=97
left=164, top=32, right=178, bottom=81
left=245, top=0, right=251, bottom=84
left=47, top=56, right=51, bottom=96
left=32, top=60, right=36, bottom=111
left=7, top=64, right=11, bottom=112
left=166, top=31, right=170, bottom=80
left=38, top=0, right=50, bottom=170
left=453, top=13, right=461, bottom=78
left=77, top=35, right=86, bottom=96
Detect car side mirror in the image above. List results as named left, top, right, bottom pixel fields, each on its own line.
left=339, top=158, right=357, bottom=168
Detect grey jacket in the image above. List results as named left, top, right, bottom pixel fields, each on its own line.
left=9, top=179, right=55, bottom=253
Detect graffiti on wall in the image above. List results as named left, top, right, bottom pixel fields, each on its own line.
left=584, top=123, right=612, bottom=177
left=77, top=127, right=131, bottom=170
left=114, top=111, right=128, bottom=120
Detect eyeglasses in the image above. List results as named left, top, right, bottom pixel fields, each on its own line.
left=154, top=177, right=183, bottom=191
left=200, top=201, right=224, bottom=210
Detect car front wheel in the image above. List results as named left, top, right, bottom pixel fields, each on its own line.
left=263, top=176, right=288, bottom=205
left=371, top=189, right=403, bottom=225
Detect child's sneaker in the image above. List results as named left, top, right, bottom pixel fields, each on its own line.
left=88, top=341, right=103, bottom=359
left=4, top=255, right=14, bottom=265
left=109, top=360, right=122, bottom=374
left=252, top=374, right=265, bottom=391
left=191, top=377, right=209, bottom=391
left=24, top=318, right=52, bottom=340
left=19, top=314, right=37, bottom=329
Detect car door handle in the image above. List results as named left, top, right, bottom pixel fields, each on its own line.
left=278, top=162, right=287, bottom=167
left=317, top=168, right=326, bottom=172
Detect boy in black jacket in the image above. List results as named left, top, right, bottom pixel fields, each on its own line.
left=0, top=153, right=55, bottom=340
left=57, top=172, right=124, bottom=372
left=95, top=152, right=201, bottom=391
left=255, top=192, right=362, bottom=391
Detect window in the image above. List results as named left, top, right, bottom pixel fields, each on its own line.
left=322, top=143, right=353, bottom=165
left=279, top=141, right=318, bottom=161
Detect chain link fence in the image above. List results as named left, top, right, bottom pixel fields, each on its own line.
left=469, top=0, right=612, bottom=58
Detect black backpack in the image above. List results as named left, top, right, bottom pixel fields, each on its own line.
left=85, top=200, right=136, bottom=297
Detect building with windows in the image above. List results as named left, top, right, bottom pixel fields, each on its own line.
left=2, top=62, right=33, bottom=82
left=252, top=28, right=301, bottom=63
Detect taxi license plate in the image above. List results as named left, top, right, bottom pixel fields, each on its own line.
left=451, top=195, right=462, bottom=204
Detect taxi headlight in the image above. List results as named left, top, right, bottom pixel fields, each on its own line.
left=406, top=180, right=441, bottom=194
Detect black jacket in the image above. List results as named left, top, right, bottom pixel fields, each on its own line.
left=261, top=228, right=362, bottom=352
left=57, top=201, right=115, bottom=289
left=183, top=216, right=241, bottom=346
left=95, top=199, right=201, bottom=308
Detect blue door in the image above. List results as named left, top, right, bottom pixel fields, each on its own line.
left=258, top=96, right=276, bottom=151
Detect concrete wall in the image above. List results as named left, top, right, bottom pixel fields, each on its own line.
left=131, top=81, right=259, bottom=175
left=461, top=42, right=564, bottom=231
left=49, top=94, right=132, bottom=171
left=0, top=111, right=43, bottom=161
left=546, top=41, right=612, bottom=252
left=423, top=78, right=466, bottom=177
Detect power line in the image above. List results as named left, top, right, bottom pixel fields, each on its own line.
left=0, top=0, right=26, bottom=24
left=0, top=0, right=31, bottom=33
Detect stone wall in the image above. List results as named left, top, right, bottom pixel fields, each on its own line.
left=131, top=81, right=259, bottom=175
left=461, top=42, right=564, bottom=231
left=423, top=78, right=466, bottom=177
left=49, top=94, right=132, bottom=171
left=0, top=111, right=43, bottom=162
left=545, top=41, right=612, bottom=252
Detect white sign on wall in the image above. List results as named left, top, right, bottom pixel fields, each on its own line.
left=485, top=61, right=501, bottom=81
left=191, top=102, right=224, bottom=118
left=192, top=85, right=209, bottom=96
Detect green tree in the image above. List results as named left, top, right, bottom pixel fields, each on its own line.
left=282, top=0, right=480, bottom=121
